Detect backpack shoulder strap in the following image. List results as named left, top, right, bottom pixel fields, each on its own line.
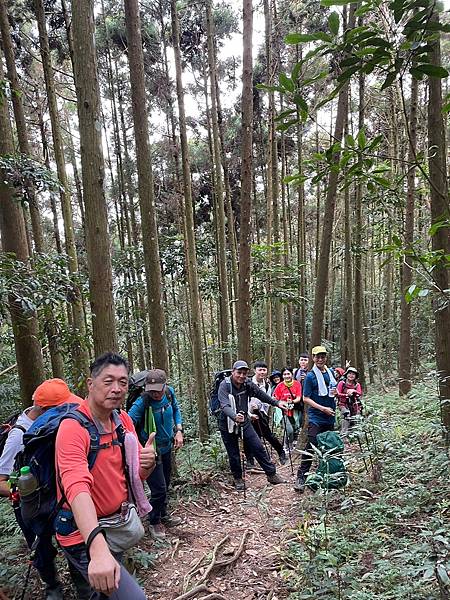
left=165, top=387, right=175, bottom=405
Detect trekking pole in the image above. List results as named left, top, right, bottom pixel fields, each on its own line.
left=281, top=413, right=294, bottom=476
left=20, top=560, right=32, bottom=600
left=238, top=425, right=246, bottom=499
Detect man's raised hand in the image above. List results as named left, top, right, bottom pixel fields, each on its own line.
left=140, top=432, right=157, bottom=472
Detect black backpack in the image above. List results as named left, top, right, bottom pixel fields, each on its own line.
left=0, top=412, right=26, bottom=456
left=126, top=370, right=149, bottom=411
left=209, top=370, right=232, bottom=417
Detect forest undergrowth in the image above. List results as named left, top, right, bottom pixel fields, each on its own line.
left=0, top=381, right=449, bottom=599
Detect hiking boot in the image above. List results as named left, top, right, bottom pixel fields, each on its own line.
left=278, top=450, right=288, bottom=466
left=161, top=515, right=183, bottom=527
left=245, top=458, right=255, bottom=469
left=294, top=474, right=306, bottom=493
left=233, top=478, right=245, bottom=491
left=148, top=523, right=166, bottom=539
left=267, top=473, right=285, bottom=485
left=45, top=584, right=64, bottom=600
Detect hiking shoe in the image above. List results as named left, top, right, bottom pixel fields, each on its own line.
left=161, top=515, right=183, bottom=527
left=267, top=473, right=285, bottom=485
left=45, top=584, right=64, bottom=600
left=278, top=450, right=288, bottom=466
left=148, top=523, right=166, bottom=539
left=294, top=474, right=306, bottom=493
left=245, top=459, right=255, bottom=469
left=233, top=478, right=245, bottom=491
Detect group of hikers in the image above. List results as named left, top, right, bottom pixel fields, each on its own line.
left=0, top=347, right=362, bottom=599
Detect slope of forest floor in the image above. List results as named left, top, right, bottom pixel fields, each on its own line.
left=0, top=382, right=449, bottom=599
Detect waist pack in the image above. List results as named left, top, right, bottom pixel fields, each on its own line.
left=306, top=431, right=348, bottom=491
left=99, top=502, right=144, bottom=553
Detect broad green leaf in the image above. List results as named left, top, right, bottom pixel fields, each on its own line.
left=415, top=63, right=449, bottom=78
left=279, top=72, right=295, bottom=92
left=328, top=12, right=340, bottom=35
left=345, top=134, right=355, bottom=147
left=410, top=67, right=425, bottom=80
left=337, top=65, right=360, bottom=82
left=380, top=71, right=397, bottom=90
left=285, top=33, right=324, bottom=44
left=357, top=128, right=366, bottom=149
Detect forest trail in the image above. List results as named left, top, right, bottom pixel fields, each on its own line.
left=138, top=458, right=301, bottom=600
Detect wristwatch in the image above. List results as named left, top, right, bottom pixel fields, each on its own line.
left=176, top=426, right=183, bottom=433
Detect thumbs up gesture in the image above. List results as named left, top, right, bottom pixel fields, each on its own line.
left=140, top=432, right=157, bottom=473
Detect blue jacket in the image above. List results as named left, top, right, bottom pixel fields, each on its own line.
left=128, top=386, right=182, bottom=454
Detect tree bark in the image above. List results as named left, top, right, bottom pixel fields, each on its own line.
left=34, top=0, right=90, bottom=385
left=427, top=11, right=450, bottom=437
left=398, top=75, right=418, bottom=396
left=71, top=0, right=118, bottom=354
left=310, top=8, right=355, bottom=348
left=237, top=0, right=253, bottom=363
left=123, top=0, right=169, bottom=371
left=170, top=0, right=208, bottom=440
left=0, top=52, right=45, bottom=407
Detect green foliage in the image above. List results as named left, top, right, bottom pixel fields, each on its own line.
left=0, top=155, right=62, bottom=204
left=282, top=385, right=450, bottom=599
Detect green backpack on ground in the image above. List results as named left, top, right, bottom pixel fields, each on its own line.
left=306, top=430, right=348, bottom=491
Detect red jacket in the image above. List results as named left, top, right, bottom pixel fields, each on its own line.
left=337, top=380, right=362, bottom=414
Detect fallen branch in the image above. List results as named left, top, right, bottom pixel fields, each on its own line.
left=183, top=536, right=229, bottom=592
left=214, top=529, right=251, bottom=568
left=199, top=595, right=228, bottom=600
left=173, top=584, right=209, bottom=600
left=195, top=535, right=230, bottom=585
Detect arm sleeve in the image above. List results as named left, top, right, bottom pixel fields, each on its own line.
left=293, top=381, right=302, bottom=398
left=336, top=381, right=347, bottom=407
left=356, top=383, right=363, bottom=397
left=250, top=382, right=280, bottom=407
left=302, top=373, right=314, bottom=399
left=55, top=419, right=93, bottom=505
left=0, top=429, right=24, bottom=476
left=218, top=380, right=237, bottom=420
left=169, top=388, right=183, bottom=426
left=128, top=396, right=145, bottom=425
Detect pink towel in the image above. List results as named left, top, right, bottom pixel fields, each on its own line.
left=124, top=432, right=152, bottom=518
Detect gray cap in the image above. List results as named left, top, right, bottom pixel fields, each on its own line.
left=232, top=360, right=249, bottom=371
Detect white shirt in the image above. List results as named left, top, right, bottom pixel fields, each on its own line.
left=0, top=410, right=33, bottom=476
left=250, top=376, right=271, bottom=415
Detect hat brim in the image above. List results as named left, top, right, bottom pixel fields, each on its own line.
left=145, top=383, right=165, bottom=392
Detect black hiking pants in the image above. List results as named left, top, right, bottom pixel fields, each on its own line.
left=245, top=412, right=284, bottom=461
left=147, top=450, right=172, bottom=524
left=220, top=421, right=276, bottom=479
left=297, top=422, right=335, bottom=478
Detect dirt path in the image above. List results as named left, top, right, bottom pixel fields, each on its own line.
left=138, top=460, right=301, bottom=600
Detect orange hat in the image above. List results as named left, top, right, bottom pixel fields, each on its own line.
left=33, top=378, right=82, bottom=408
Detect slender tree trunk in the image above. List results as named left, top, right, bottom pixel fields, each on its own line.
left=71, top=0, right=118, bottom=353
left=237, top=0, right=253, bottom=363
left=35, top=0, right=90, bottom=384
left=123, top=0, right=169, bottom=371
left=205, top=0, right=231, bottom=366
left=427, top=12, right=450, bottom=437
left=310, top=9, right=355, bottom=348
left=0, top=52, right=45, bottom=407
left=398, top=75, right=418, bottom=396
left=170, top=0, right=208, bottom=439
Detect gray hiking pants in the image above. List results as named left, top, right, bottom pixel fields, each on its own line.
left=62, top=543, right=147, bottom=600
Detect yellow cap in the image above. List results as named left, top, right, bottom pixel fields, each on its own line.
left=312, top=345, right=327, bottom=355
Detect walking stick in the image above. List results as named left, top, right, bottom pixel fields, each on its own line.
left=282, top=412, right=294, bottom=475
left=238, top=423, right=246, bottom=499
left=255, top=415, right=270, bottom=460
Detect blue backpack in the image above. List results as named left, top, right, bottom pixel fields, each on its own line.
left=14, top=403, right=125, bottom=537
left=208, top=370, right=232, bottom=417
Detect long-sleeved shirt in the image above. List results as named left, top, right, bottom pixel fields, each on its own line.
left=217, top=378, right=280, bottom=432
left=128, top=386, right=182, bottom=454
left=250, top=375, right=271, bottom=415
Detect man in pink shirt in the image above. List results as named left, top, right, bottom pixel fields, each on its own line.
left=55, top=352, right=156, bottom=599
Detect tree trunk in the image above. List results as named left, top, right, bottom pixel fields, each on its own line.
left=310, top=8, right=355, bottom=348
left=0, top=52, right=45, bottom=407
left=123, top=0, right=169, bottom=371
left=71, top=0, right=118, bottom=354
left=237, top=0, right=253, bottom=363
left=205, top=0, right=231, bottom=366
left=427, top=12, right=450, bottom=437
left=398, top=75, right=418, bottom=396
left=170, top=0, right=208, bottom=440
left=34, top=0, right=90, bottom=385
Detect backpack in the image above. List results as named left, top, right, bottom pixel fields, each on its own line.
left=306, top=431, right=348, bottom=491
left=13, top=403, right=125, bottom=537
left=133, top=387, right=175, bottom=446
left=0, top=412, right=26, bottom=456
left=208, top=370, right=232, bottom=417
left=126, top=370, right=149, bottom=411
